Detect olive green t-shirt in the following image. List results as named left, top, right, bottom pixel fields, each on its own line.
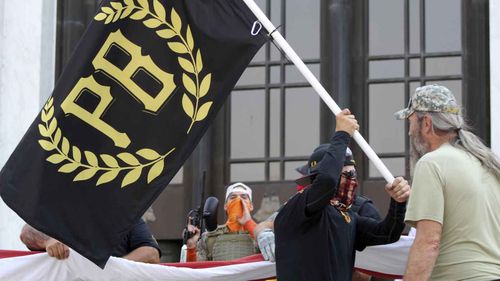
left=405, top=143, right=500, bottom=281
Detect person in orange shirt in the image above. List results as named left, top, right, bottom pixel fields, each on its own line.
left=185, top=183, right=258, bottom=261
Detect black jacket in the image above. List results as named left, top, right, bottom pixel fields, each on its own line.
left=274, top=131, right=406, bottom=281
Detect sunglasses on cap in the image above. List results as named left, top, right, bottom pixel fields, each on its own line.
left=341, top=170, right=357, bottom=179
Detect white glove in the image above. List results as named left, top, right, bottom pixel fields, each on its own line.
left=257, top=228, right=275, bottom=262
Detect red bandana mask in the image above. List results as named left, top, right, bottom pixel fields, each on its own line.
left=330, top=171, right=358, bottom=212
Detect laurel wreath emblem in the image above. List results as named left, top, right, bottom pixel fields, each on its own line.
left=38, top=97, right=175, bottom=188
left=95, top=0, right=213, bottom=134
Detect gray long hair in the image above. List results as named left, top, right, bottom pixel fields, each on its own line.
left=417, top=112, right=500, bottom=179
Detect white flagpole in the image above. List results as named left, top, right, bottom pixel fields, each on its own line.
left=242, top=0, right=395, bottom=184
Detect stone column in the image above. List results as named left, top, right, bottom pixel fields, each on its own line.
left=0, top=0, right=56, bottom=250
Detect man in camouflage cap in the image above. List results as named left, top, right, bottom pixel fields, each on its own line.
left=395, top=84, right=500, bottom=281
left=394, top=84, right=460, bottom=120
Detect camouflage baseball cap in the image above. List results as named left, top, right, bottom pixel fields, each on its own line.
left=394, top=85, right=460, bottom=119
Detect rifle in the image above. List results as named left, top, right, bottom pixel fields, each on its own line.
left=182, top=171, right=219, bottom=244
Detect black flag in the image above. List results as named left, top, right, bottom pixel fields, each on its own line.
left=0, top=0, right=265, bottom=267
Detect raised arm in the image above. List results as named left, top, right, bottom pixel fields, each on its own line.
left=304, top=109, right=358, bottom=215
left=304, top=134, right=348, bottom=214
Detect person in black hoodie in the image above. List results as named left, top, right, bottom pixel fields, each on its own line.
left=274, top=109, right=410, bottom=281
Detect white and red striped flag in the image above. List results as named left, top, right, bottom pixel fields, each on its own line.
left=0, top=234, right=413, bottom=281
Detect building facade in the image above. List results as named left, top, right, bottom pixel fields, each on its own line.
left=1, top=0, right=498, bottom=262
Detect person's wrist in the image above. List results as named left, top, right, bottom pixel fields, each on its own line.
left=337, top=129, right=353, bottom=136
left=258, top=228, right=273, bottom=239
left=44, top=238, right=55, bottom=248
left=243, top=219, right=256, bottom=233
left=334, top=130, right=351, bottom=137
left=260, top=227, right=272, bottom=233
